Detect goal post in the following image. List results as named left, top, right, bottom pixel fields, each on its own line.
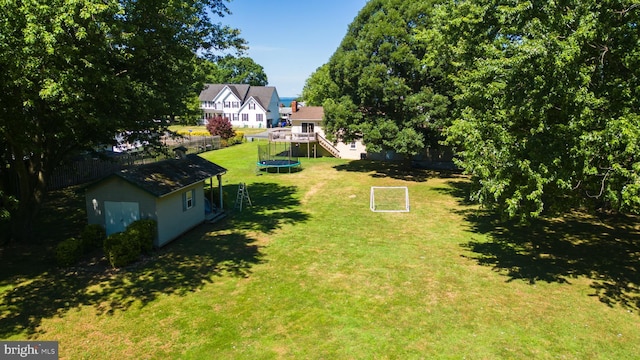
left=370, top=186, right=410, bottom=212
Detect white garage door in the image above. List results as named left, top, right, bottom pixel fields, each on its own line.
left=104, top=201, right=140, bottom=236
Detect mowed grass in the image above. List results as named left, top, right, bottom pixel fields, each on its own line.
left=2, top=140, right=640, bottom=359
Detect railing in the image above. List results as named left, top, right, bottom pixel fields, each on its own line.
left=317, top=134, right=341, bottom=158
left=269, top=130, right=317, bottom=143
left=266, top=130, right=341, bottom=158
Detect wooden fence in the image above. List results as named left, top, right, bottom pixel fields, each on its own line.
left=47, top=135, right=222, bottom=190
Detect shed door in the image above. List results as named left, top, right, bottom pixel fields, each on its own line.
left=104, top=201, right=140, bottom=236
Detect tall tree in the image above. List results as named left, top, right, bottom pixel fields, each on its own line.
left=0, top=0, right=245, bottom=242
left=202, top=55, right=268, bottom=86
left=433, top=0, right=640, bottom=219
left=319, top=0, right=451, bottom=159
left=302, top=64, right=340, bottom=106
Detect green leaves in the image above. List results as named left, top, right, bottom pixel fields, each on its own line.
left=307, top=0, right=448, bottom=160
left=439, top=0, right=640, bottom=218
left=0, top=0, right=245, bottom=241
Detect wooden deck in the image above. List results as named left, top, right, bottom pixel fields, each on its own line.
left=268, top=129, right=317, bottom=143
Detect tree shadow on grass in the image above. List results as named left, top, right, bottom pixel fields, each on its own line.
left=224, top=182, right=311, bottom=234
left=333, top=160, right=462, bottom=183
left=436, top=180, right=640, bottom=312
left=0, top=222, right=264, bottom=339
left=0, top=181, right=310, bottom=338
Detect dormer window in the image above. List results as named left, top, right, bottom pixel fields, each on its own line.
left=249, top=101, right=256, bottom=110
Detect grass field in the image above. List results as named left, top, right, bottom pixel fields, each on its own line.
left=1, top=140, right=640, bottom=359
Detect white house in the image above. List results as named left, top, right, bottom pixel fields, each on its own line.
left=199, top=84, right=281, bottom=129
left=269, top=105, right=367, bottom=160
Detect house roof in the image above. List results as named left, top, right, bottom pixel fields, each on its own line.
left=290, top=106, right=324, bottom=121
left=245, top=86, right=276, bottom=109
left=199, top=84, right=277, bottom=111
left=97, top=154, right=227, bottom=197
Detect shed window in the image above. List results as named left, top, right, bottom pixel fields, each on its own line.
left=183, top=189, right=195, bottom=211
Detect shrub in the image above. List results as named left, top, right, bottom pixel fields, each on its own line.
left=126, top=219, right=156, bottom=253
left=55, top=237, right=84, bottom=267
left=81, top=224, right=106, bottom=251
left=205, top=115, right=236, bottom=140
left=227, top=132, right=245, bottom=146
left=104, top=232, right=140, bottom=268
left=174, top=129, right=211, bottom=137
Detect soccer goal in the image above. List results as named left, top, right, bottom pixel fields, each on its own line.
left=370, top=186, right=410, bottom=212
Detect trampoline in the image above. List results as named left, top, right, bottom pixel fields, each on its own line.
left=257, top=143, right=302, bottom=173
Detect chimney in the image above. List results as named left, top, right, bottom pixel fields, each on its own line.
left=291, top=100, right=297, bottom=113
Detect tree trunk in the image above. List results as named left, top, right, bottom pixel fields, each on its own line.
left=8, top=153, right=47, bottom=243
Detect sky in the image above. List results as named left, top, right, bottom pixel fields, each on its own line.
left=219, top=0, right=369, bottom=97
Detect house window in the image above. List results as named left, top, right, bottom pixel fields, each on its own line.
left=256, top=114, right=263, bottom=122
left=242, top=114, right=249, bottom=121
left=302, top=123, right=315, bottom=133
left=224, top=101, right=231, bottom=108
left=232, top=113, right=239, bottom=121
left=350, top=141, right=357, bottom=150
left=183, top=189, right=195, bottom=211
left=233, top=102, right=240, bottom=108
left=249, top=101, right=256, bottom=110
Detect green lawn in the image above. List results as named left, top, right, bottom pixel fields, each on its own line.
left=2, top=141, right=639, bottom=359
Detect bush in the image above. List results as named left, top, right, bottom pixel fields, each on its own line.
left=104, top=232, right=140, bottom=268
left=174, top=129, right=211, bottom=137
left=206, top=115, right=235, bottom=140
left=81, top=224, right=106, bottom=251
left=126, top=219, right=156, bottom=253
left=227, top=132, right=245, bottom=146
left=55, top=237, right=84, bottom=267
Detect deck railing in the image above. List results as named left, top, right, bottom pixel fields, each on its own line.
left=269, top=130, right=317, bottom=142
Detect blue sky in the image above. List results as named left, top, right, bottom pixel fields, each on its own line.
left=220, top=0, right=369, bottom=97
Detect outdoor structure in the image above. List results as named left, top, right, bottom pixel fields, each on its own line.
left=199, top=84, right=281, bottom=128
left=85, top=154, right=227, bottom=247
left=256, top=142, right=301, bottom=173
left=268, top=105, right=367, bottom=159
left=370, top=186, right=410, bottom=212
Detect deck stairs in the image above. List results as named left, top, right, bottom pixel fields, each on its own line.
left=317, top=134, right=341, bottom=158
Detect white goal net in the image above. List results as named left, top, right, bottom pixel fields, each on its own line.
left=370, top=186, right=410, bottom=212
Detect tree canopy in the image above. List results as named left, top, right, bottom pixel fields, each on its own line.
left=0, top=0, right=245, bottom=241
left=430, top=0, right=640, bottom=219
left=201, top=55, right=268, bottom=86
left=304, top=0, right=640, bottom=219
left=307, top=0, right=451, bottom=158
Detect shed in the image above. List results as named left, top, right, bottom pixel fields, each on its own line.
left=85, top=154, right=227, bottom=247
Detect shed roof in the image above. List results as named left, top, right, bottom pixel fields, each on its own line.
left=95, top=154, right=227, bottom=197
left=290, top=106, right=324, bottom=121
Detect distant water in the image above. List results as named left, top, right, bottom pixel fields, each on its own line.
left=280, top=97, right=297, bottom=107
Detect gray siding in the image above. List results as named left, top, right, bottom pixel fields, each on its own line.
left=155, top=183, right=205, bottom=247
left=86, top=177, right=207, bottom=247
left=85, top=177, right=157, bottom=227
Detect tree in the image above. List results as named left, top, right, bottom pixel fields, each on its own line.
left=431, top=0, right=640, bottom=219
left=201, top=55, right=268, bottom=86
left=205, top=115, right=236, bottom=140
left=0, top=0, right=245, bottom=242
left=301, top=64, right=340, bottom=106
left=319, top=0, right=451, bottom=160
